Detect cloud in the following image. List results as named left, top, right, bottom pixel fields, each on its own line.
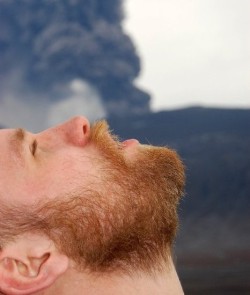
left=47, top=79, right=106, bottom=128
left=0, top=78, right=106, bottom=131
left=0, top=92, right=50, bottom=132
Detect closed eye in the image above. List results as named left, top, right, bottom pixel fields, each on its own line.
left=30, top=139, right=38, bottom=156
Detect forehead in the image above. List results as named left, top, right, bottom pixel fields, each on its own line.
left=0, top=128, right=12, bottom=149
left=0, top=128, right=18, bottom=152
left=0, top=128, right=27, bottom=146
left=0, top=128, right=28, bottom=172
left=0, top=128, right=12, bottom=135
left=0, top=129, right=21, bottom=196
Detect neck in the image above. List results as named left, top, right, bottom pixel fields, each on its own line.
left=37, top=259, right=184, bottom=295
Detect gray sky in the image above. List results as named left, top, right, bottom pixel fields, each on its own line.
left=124, top=0, right=250, bottom=111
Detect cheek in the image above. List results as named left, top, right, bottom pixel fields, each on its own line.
left=38, top=156, right=97, bottom=199
left=17, top=153, right=99, bottom=204
left=20, top=172, right=77, bottom=204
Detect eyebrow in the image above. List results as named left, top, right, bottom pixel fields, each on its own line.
left=9, top=128, right=26, bottom=166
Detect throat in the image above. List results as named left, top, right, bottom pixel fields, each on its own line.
left=44, top=259, right=184, bottom=295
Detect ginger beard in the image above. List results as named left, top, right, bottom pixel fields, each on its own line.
left=0, top=121, right=185, bottom=274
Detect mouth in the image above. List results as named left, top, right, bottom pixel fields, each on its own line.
left=121, top=139, right=139, bottom=148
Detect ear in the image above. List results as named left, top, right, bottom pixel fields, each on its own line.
left=0, top=233, right=69, bottom=295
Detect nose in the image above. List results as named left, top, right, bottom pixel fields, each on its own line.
left=40, top=116, right=91, bottom=147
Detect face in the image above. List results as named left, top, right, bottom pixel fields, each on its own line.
left=0, top=116, right=139, bottom=206
left=0, top=116, right=185, bottom=274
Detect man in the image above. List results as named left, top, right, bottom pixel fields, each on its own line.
left=0, top=116, right=185, bottom=295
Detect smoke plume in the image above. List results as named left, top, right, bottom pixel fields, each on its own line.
left=0, top=0, right=150, bottom=127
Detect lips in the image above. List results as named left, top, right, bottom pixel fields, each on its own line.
left=122, top=139, right=139, bottom=148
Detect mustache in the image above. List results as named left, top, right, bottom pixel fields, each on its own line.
left=89, top=120, right=110, bottom=143
left=89, top=120, right=126, bottom=166
left=89, top=120, right=120, bottom=144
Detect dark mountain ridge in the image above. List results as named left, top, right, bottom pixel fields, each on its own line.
left=108, top=106, right=250, bottom=141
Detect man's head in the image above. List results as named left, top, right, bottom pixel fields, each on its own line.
left=0, top=116, right=185, bottom=294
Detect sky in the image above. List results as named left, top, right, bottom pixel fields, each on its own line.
left=123, top=0, right=250, bottom=111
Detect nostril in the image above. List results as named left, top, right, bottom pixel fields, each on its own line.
left=53, top=116, right=91, bottom=146
left=73, top=116, right=90, bottom=144
left=83, top=124, right=88, bottom=135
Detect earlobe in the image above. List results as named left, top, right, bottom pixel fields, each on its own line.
left=0, top=234, right=69, bottom=295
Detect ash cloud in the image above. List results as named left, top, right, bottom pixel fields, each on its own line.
left=0, top=0, right=150, bottom=129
